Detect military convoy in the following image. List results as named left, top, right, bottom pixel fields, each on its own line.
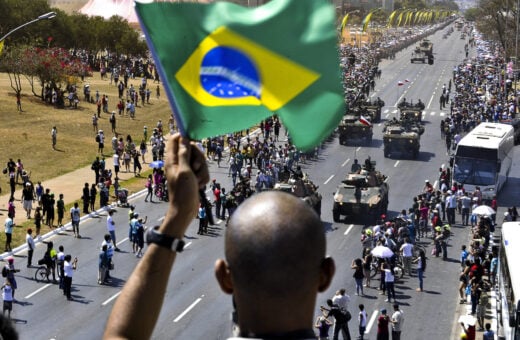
left=274, top=175, right=322, bottom=216
left=332, top=162, right=389, bottom=224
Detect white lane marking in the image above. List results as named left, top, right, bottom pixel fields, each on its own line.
left=25, top=283, right=52, bottom=299
left=440, top=112, right=446, bottom=116
left=394, top=160, right=400, bottom=167
left=341, top=158, right=350, bottom=167
left=378, top=123, right=382, bottom=127
left=383, top=109, right=389, bottom=114
left=158, top=216, right=165, bottom=222
left=102, top=291, right=122, bottom=306
left=430, top=111, right=436, bottom=116
left=356, top=147, right=361, bottom=152
left=365, top=310, right=379, bottom=334
left=344, top=224, right=354, bottom=236
left=392, top=109, right=398, bottom=114
left=324, top=175, right=335, bottom=185
left=174, top=296, right=204, bottom=322
left=427, top=93, right=435, bottom=109
left=385, top=113, right=390, bottom=118
left=184, top=242, right=192, bottom=249
left=116, top=237, right=129, bottom=246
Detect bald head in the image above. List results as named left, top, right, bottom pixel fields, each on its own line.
left=225, top=191, right=325, bottom=298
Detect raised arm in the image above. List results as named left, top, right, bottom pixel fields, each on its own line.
left=104, top=134, right=209, bottom=340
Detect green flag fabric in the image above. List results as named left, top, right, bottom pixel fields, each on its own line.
left=135, top=0, right=344, bottom=151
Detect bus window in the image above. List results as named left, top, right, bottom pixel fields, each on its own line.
left=453, top=158, right=496, bottom=186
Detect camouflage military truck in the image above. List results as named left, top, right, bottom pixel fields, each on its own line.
left=338, top=113, right=373, bottom=145
left=383, top=125, right=420, bottom=159
left=273, top=175, right=322, bottom=216
left=400, top=109, right=423, bottom=123
left=418, top=39, right=433, bottom=56
left=332, top=166, right=389, bottom=224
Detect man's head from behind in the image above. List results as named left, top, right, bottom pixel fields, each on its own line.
left=215, top=191, right=334, bottom=333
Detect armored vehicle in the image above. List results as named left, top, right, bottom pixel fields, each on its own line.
left=338, top=114, right=373, bottom=145
left=411, top=49, right=427, bottom=63
left=418, top=39, right=433, bottom=56
left=332, top=165, right=389, bottom=224
left=383, top=125, right=420, bottom=159
left=359, top=98, right=385, bottom=123
left=400, top=109, right=423, bottom=123
left=274, top=175, right=322, bottom=216
left=383, top=117, right=425, bottom=136
left=397, top=99, right=425, bottom=111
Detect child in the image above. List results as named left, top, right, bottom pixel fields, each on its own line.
left=2, top=279, right=13, bottom=319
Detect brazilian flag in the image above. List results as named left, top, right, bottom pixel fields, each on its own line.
left=135, top=0, right=344, bottom=151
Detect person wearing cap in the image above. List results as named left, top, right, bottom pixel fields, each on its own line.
left=2, top=278, right=14, bottom=319
left=2, top=258, right=18, bottom=301
left=376, top=308, right=390, bottom=340
left=97, top=130, right=105, bottom=155
left=21, top=182, right=35, bottom=219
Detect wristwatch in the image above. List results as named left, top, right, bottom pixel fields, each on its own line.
left=146, top=226, right=185, bottom=253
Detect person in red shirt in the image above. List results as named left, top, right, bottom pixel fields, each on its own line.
left=213, top=183, right=221, bottom=219
left=377, top=308, right=390, bottom=340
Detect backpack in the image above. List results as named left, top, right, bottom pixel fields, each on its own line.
left=1, top=266, right=7, bottom=278
left=96, top=134, right=101, bottom=143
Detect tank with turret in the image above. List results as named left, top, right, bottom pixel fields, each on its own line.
left=332, top=161, right=389, bottom=224
left=273, top=174, right=322, bottom=217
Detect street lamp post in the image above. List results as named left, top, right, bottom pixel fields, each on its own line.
left=0, top=11, right=56, bottom=43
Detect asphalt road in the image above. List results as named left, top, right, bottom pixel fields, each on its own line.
left=11, top=25, right=516, bottom=340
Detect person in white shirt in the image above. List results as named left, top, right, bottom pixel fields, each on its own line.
left=332, top=288, right=351, bottom=311
left=390, top=304, right=404, bottom=340
left=107, top=210, right=120, bottom=251
left=2, top=279, right=13, bottom=319
left=63, top=255, right=78, bottom=301
left=399, top=238, right=414, bottom=276
left=70, top=203, right=81, bottom=238
left=26, top=229, right=35, bottom=268
left=358, top=304, right=368, bottom=340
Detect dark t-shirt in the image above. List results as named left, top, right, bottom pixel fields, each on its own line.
left=377, top=315, right=389, bottom=335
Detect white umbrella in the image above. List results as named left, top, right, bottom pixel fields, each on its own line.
left=371, top=246, right=394, bottom=258
left=472, top=205, right=496, bottom=216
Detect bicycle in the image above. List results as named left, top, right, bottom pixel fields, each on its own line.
left=34, top=266, right=51, bottom=283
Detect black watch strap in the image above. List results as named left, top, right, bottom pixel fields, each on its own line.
left=146, top=226, right=185, bottom=253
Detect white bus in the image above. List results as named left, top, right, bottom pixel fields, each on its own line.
left=498, top=221, right=520, bottom=340
left=452, top=122, right=515, bottom=203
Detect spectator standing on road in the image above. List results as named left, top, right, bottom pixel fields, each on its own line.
left=98, top=244, right=109, bottom=285
left=381, top=262, right=396, bottom=303
left=322, top=298, right=351, bottom=340
left=2, top=258, right=18, bottom=301
left=362, top=248, right=373, bottom=288
left=26, top=229, right=35, bottom=268
left=213, top=183, right=221, bottom=219
left=4, top=213, right=14, bottom=253
left=351, top=258, right=365, bottom=296
left=390, top=304, right=404, bottom=340
left=34, top=207, right=42, bottom=241
left=315, top=310, right=333, bottom=340
left=107, top=210, right=120, bottom=251
left=56, top=245, right=65, bottom=290
left=63, top=255, right=78, bottom=301
left=377, top=308, right=390, bottom=340
left=102, top=234, right=115, bottom=282
left=2, top=279, right=13, bottom=319
left=399, top=238, right=413, bottom=276
left=413, top=249, right=426, bottom=292
left=70, top=202, right=81, bottom=238
left=144, top=175, right=153, bottom=202
left=358, top=304, right=368, bottom=340
left=332, top=289, right=350, bottom=311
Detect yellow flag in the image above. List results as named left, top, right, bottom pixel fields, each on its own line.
left=362, top=11, right=373, bottom=32
left=0, top=40, right=4, bottom=56
left=341, top=13, right=350, bottom=34
left=387, top=10, right=397, bottom=27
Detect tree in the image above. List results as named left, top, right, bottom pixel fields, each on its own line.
left=21, top=47, right=92, bottom=100
left=0, top=46, right=25, bottom=108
